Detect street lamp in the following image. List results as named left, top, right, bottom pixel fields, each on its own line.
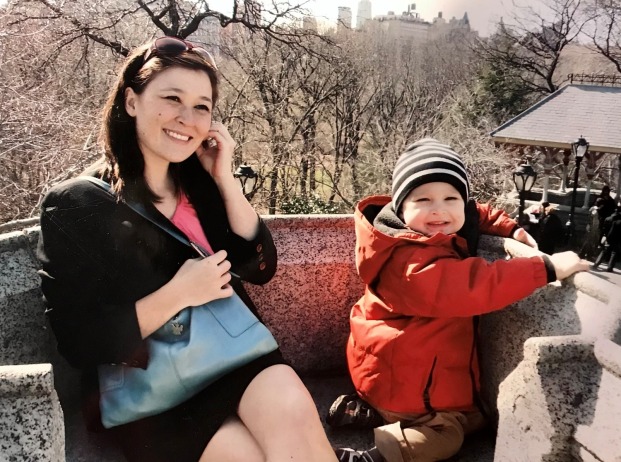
left=566, top=137, right=589, bottom=243
left=233, top=164, right=258, bottom=197
left=512, top=157, right=538, bottom=226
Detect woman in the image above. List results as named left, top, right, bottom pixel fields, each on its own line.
left=38, top=37, right=338, bottom=462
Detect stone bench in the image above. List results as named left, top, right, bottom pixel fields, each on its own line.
left=0, top=364, right=63, bottom=460
left=1, top=216, right=620, bottom=462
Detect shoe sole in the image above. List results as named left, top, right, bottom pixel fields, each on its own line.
left=327, top=395, right=383, bottom=429
left=327, top=395, right=351, bottom=427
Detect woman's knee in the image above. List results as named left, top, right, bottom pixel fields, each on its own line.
left=200, top=416, right=265, bottom=462
left=240, top=365, right=319, bottom=424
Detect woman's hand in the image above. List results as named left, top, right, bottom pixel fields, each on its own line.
left=196, top=120, right=260, bottom=240
left=135, top=250, right=234, bottom=338
left=196, top=121, right=236, bottom=181
left=513, top=227, right=538, bottom=249
left=170, top=250, right=234, bottom=307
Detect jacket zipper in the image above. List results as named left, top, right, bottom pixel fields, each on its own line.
left=469, top=316, right=489, bottom=419
left=423, top=356, right=437, bottom=412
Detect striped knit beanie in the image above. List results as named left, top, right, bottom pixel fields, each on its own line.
left=392, top=138, right=470, bottom=213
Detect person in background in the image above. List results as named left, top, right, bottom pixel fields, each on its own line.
left=536, top=201, right=564, bottom=254
left=595, top=186, right=617, bottom=241
left=331, top=139, right=589, bottom=462
left=593, top=205, right=621, bottom=273
left=580, top=204, right=601, bottom=260
left=518, top=203, right=541, bottom=238
left=38, top=37, right=339, bottom=462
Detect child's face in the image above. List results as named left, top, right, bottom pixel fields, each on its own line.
left=400, top=182, right=465, bottom=236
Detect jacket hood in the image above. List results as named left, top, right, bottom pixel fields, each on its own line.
left=354, top=195, right=465, bottom=285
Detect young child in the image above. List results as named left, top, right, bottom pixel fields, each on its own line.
left=334, top=139, right=589, bottom=462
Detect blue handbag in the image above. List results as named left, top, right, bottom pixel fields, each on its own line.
left=82, top=177, right=279, bottom=428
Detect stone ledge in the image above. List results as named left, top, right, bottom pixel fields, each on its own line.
left=523, top=335, right=595, bottom=364
left=594, top=338, right=621, bottom=379
left=574, top=339, right=621, bottom=462
left=0, top=364, right=64, bottom=462
left=0, top=363, right=56, bottom=397
left=2, top=218, right=621, bottom=461
left=0, top=218, right=40, bottom=235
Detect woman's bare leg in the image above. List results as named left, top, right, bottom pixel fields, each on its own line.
left=200, top=415, right=265, bottom=462
left=237, top=364, right=338, bottom=462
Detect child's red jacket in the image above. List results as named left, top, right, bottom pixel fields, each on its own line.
left=347, top=195, right=551, bottom=415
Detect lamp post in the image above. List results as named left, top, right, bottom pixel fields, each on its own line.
left=233, top=164, right=259, bottom=197
left=512, top=157, right=538, bottom=226
left=566, top=137, right=589, bottom=244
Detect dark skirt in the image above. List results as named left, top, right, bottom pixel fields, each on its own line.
left=107, top=350, right=286, bottom=462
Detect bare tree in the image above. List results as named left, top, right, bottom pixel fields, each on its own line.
left=4, top=0, right=608, bottom=222
left=477, top=0, right=590, bottom=95
left=585, top=0, right=621, bottom=73
left=0, top=10, right=106, bottom=222
left=5, top=0, right=330, bottom=58
left=218, top=29, right=343, bottom=213
left=0, top=0, right=338, bottom=221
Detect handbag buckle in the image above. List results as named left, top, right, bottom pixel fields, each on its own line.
left=171, top=319, right=184, bottom=336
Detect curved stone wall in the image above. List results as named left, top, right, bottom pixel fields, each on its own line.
left=1, top=217, right=621, bottom=461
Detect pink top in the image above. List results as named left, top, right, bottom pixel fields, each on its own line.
left=170, top=193, right=214, bottom=255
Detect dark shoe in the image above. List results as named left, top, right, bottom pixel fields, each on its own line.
left=327, top=393, right=384, bottom=429
left=606, top=253, right=617, bottom=272
left=593, top=251, right=606, bottom=268
left=335, top=447, right=383, bottom=462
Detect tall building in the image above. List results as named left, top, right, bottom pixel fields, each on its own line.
left=373, top=6, right=476, bottom=43
left=302, top=15, right=318, bottom=32
left=235, top=0, right=262, bottom=24
left=337, top=6, right=352, bottom=31
left=356, top=0, right=372, bottom=29
left=374, top=6, right=427, bottom=43
left=188, top=16, right=221, bottom=55
left=222, top=0, right=263, bottom=40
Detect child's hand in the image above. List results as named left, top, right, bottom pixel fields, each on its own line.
left=512, top=227, right=538, bottom=249
left=548, top=251, right=590, bottom=280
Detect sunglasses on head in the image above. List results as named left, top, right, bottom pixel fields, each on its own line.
left=143, top=37, right=218, bottom=70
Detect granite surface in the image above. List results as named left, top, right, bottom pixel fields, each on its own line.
left=2, top=219, right=621, bottom=461
left=247, top=215, right=362, bottom=374
left=573, top=339, right=621, bottom=462
left=0, top=364, right=64, bottom=462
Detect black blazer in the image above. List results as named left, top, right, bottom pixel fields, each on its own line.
left=37, top=155, right=277, bottom=370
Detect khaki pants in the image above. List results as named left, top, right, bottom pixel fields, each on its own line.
left=374, top=410, right=486, bottom=462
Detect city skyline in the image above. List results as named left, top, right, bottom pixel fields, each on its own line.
left=202, top=0, right=534, bottom=37
left=2, top=0, right=538, bottom=38
left=309, top=0, right=518, bottom=36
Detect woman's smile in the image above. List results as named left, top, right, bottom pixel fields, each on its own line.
left=164, top=129, right=191, bottom=142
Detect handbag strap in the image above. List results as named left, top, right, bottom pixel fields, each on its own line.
left=81, top=176, right=201, bottom=252
left=81, top=176, right=240, bottom=278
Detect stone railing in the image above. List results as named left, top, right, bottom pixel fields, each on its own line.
left=1, top=216, right=620, bottom=461
left=0, top=364, right=64, bottom=461
left=479, top=238, right=621, bottom=462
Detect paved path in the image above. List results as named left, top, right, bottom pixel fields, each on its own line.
left=586, top=253, right=621, bottom=286
left=588, top=265, right=621, bottom=286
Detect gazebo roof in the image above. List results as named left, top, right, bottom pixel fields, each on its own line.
left=490, top=84, right=621, bottom=154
